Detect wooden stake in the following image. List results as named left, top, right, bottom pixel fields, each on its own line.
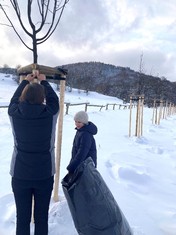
left=158, top=100, right=163, bottom=125
left=140, top=97, right=144, bottom=136
left=53, top=79, right=66, bottom=202
left=152, top=100, right=156, bottom=124
left=155, top=106, right=158, bottom=125
left=129, top=97, right=132, bottom=137
left=137, top=97, right=141, bottom=137
left=163, top=102, right=166, bottom=119
left=135, top=98, right=139, bottom=136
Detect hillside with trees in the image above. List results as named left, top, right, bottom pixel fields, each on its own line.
left=61, top=62, right=176, bottom=107
left=1, top=61, right=176, bottom=107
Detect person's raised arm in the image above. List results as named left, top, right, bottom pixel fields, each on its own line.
left=8, top=74, right=35, bottom=115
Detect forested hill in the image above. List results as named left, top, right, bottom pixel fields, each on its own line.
left=1, top=61, right=176, bottom=107
left=61, top=62, right=176, bottom=106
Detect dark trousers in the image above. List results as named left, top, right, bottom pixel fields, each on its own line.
left=12, top=176, right=54, bottom=235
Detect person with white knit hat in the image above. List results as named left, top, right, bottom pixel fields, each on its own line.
left=66, top=111, right=98, bottom=174
left=74, top=110, right=89, bottom=125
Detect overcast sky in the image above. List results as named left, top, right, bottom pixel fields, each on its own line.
left=0, top=0, right=176, bottom=82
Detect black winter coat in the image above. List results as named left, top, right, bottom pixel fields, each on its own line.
left=8, top=80, right=59, bottom=180
left=67, top=121, right=97, bottom=173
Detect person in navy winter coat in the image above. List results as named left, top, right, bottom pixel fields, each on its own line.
left=8, top=72, right=59, bottom=235
left=67, top=111, right=97, bottom=174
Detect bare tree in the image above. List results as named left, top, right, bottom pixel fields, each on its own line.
left=0, top=0, right=70, bottom=63
left=137, top=52, right=145, bottom=95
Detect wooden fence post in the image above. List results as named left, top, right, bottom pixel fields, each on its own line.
left=65, top=103, right=69, bottom=115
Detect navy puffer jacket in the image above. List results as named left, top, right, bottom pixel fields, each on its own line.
left=8, top=80, right=59, bottom=180
left=67, top=121, right=97, bottom=173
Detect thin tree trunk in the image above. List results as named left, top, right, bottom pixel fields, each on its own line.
left=32, top=32, right=38, bottom=63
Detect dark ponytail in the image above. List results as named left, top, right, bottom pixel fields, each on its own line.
left=19, top=83, right=45, bottom=104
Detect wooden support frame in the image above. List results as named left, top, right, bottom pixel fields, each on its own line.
left=129, top=95, right=144, bottom=137
left=17, top=63, right=67, bottom=78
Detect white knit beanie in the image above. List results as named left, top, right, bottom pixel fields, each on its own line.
left=74, top=111, right=88, bottom=124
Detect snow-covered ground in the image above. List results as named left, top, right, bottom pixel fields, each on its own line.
left=0, top=74, right=176, bottom=235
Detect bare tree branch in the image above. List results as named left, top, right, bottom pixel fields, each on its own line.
left=0, top=0, right=70, bottom=63
left=37, top=0, right=69, bottom=44
left=0, top=3, right=33, bottom=51
left=9, top=0, right=32, bottom=37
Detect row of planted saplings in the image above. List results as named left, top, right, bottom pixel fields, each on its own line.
left=152, top=99, right=176, bottom=125
left=129, top=96, right=176, bottom=137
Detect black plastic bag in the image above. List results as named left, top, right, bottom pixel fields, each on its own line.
left=62, top=157, right=133, bottom=235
